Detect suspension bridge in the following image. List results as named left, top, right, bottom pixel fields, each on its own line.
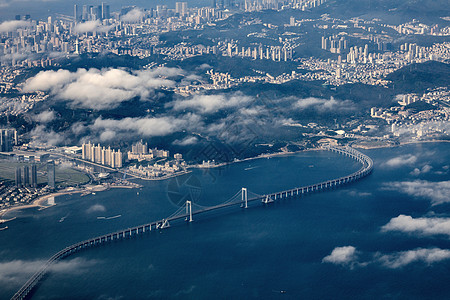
left=11, top=145, right=373, bottom=300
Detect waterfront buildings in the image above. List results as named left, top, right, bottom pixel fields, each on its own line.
left=15, top=167, right=22, bottom=187
left=31, top=164, right=37, bottom=187
left=23, top=165, right=29, bottom=186
left=47, top=160, right=55, bottom=189
left=82, top=142, right=123, bottom=168
left=127, top=140, right=170, bottom=161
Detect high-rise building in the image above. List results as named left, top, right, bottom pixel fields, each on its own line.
left=90, top=6, right=99, bottom=20
left=47, top=160, right=55, bottom=189
left=102, top=2, right=110, bottom=19
left=15, top=167, right=22, bottom=187
left=23, top=165, right=30, bottom=186
left=111, top=150, right=123, bottom=168
left=131, top=140, right=148, bottom=154
left=0, top=129, right=17, bottom=152
left=321, top=36, right=328, bottom=50
left=176, top=2, right=188, bottom=16
left=74, top=5, right=79, bottom=22
left=82, top=5, right=89, bottom=21
left=31, top=164, right=38, bottom=187
left=82, top=142, right=123, bottom=168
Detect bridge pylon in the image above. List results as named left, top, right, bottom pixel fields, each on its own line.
left=185, top=200, right=193, bottom=222
left=262, top=195, right=274, bottom=204
left=241, top=187, right=248, bottom=208
left=161, top=219, right=170, bottom=228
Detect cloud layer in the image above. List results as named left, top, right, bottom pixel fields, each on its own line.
left=90, top=114, right=201, bottom=142
left=24, top=68, right=180, bottom=110
left=377, top=248, right=450, bottom=269
left=121, top=8, right=145, bottom=23
left=74, top=20, right=113, bottom=33
left=323, top=246, right=450, bottom=269
left=86, top=204, right=106, bottom=214
left=383, top=180, right=450, bottom=205
left=33, top=110, right=56, bottom=123
left=382, top=215, right=450, bottom=237
left=322, top=246, right=358, bottom=267
left=0, top=258, right=97, bottom=285
left=293, top=96, right=355, bottom=112
left=171, top=93, right=253, bottom=114
left=0, top=20, right=30, bottom=32
left=382, top=154, right=417, bottom=168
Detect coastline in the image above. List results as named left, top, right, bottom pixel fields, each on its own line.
left=2, top=139, right=447, bottom=218
left=126, top=170, right=192, bottom=181
left=192, top=148, right=322, bottom=170
left=0, top=191, right=78, bottom=218
left=0, top=184, right=141, bottom=218
left=352, top=139, right=450, bottom=150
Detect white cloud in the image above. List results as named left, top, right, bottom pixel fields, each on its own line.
left=0, top=258, right=96, bottom=285
left=171, top=93, right=253, bottom=114
left=29, top=125, right=65, bottom=146
left=377, top=248, right=450, bottom=269
left=90, top=114, right=201, bottom=141
left=121, top=8, right=145, bottom=23
left=293, top=96, right=354, bottom=112
left=410, top=165, right=432, bottom=176
left=71, top=122, right=87, bottom=135
left=323, top=246, right=450, bottom=269
left=383, top=180, right=450, bottom=205
left=23, top=69, right=78, bottom=92
left=33, top=110, right=55, bottom=123
left=322, top=246, right=358, bottom=266
left=74, top=20, right=113, bottom=33
left=0, top=20, right=30, bottom=32
left=23, top=68, right=178, bottom=110
left=382, top=215, right=450, bottom=237
left=196, top=63, right=212, bottom=70
left=86, top=204, right=106, bottom=214
left=382, top=154, right=417, bottom=168
left=347, top=190, right=372, bottom=197
left=173, top=136, right=199, bottom=146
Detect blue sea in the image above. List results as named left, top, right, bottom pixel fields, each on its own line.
left=1, top=143, right=450, bottom=299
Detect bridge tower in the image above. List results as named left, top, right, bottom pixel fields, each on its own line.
left=161, top=219, right=170, bottom=228
left=186, top=200, right=193, bottom=222
left=241, top=187, right=248, bottom=208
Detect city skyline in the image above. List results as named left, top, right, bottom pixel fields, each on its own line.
left=0, top=0, right=449, bottom=299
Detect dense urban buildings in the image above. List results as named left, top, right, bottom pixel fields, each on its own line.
left=1, top=0, right=450, bottom=299
left=82, top=142, right=123, bottom=168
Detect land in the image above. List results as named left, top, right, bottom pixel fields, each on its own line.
left=0, top=0, right=449, bottom=214
left=0, top=181, right=141, bottom=219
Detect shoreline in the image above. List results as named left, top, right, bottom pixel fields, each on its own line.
left=351, top=139, right=450, bottom=150
left=126, top=170, right=192, bottom=181
left=0, top=191, right=79, bottom=218
left=0, top=183, right=141, bottom=218
left=2, top=140, right=447, bottom=218
left=191, top=149, right=322, bottom=170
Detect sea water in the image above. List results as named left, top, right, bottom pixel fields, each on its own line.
left=1, top=143, right=450, bottom=299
